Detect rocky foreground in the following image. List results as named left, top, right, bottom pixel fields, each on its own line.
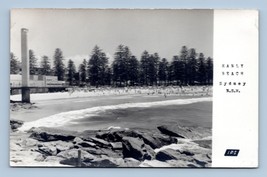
left=10, top=120, right=212, bottom=167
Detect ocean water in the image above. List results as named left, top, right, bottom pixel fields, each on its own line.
left=19, top=97, right=212, bottom=132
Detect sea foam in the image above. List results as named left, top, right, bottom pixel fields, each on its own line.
left=18, top=97, right=212, bottom=131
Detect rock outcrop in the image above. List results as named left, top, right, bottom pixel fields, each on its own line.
left=122, top=137, right=153, bottom=161
left=29, top=127, right=77, bottom=142
left=155, top=148, right=182, bottom=161
left=157, top=124, right=211, bottom=140
left=157, top=125, right=188, bottom=138
left=22, top=125, right=212, bottom=167
left=10, top=119, right=24, bottom=132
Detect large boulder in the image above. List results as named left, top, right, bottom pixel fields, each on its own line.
left=170, top=141, right=211, bottom=155
left=73, top=137, right=83, bottom=144
left=58, top=149, right=95, bottom=166
left=89, top=137, right=110, bottom=148
left=157, top=125, right=212, bottom=140
left=34, top=154, right=45, bottom=162
left=95, top=129, right=140, bottom=142
left=142, top=144, right=155, bottom=160
left=139, top=133, right=178, bottom=149
left=123, top=158, right=141, bottom=167
left=157, top=125, right=187, bottom=138
left=37, top=141, right=74, bottom=154
left=29, top=127, right=77, bottom=142
left=96, top=128, right=177, bottom=149
left=83, top=156, right=141, bottom=167
left=137, top=133, right=156, bottom=148
left=155, top=148, right=182, bottom=161
left=101, top=148, right=122, bottom=158
left=122, top=137, right=144, bottom=160
left=82, top=146, right=122, bottom=158
left=54, top=141, right=74, bottom=152
left=82, top=147, right=104, bottom=156
left=165, top=153, right=210, bottom=167
left=155, top=146, right=212, bottom=167
left=83, top=156, right=120, bottom=167
left=38, top=146, right=57, bottom=156
left=21, top=138, right=38, bottom=148
left=10, top=119, right=24, bottom=132
left=193, top=153, right=211, bottom=167
left=122, top=137, right=154, bottom=161
left=57, top=149, right=94, bottom=160
left=79, top=135, right=111, bottom=148
left=78, top=141, right=96, bottom=148
left=110, top=142, right=123, bottom=150
left=44, top=156, right=64, bottom=163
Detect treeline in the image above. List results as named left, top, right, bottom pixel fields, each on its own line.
left=10, top=45, right=213, bottom=86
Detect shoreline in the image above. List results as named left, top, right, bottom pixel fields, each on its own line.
left=10, top=86, right=212, bottom=123
left=18, top=97, right=212, bottom=132
left=10, top=86, right=212, bottom=102
left=10, top=87, right=212, bottom=167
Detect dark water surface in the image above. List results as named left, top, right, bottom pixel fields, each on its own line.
left=64, top=101, right=212, bottom=131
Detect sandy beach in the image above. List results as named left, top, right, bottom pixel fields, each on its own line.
left=10, top=87, right=212, bottom=167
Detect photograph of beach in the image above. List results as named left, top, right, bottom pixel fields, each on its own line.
left=10, top=9, right=213, bottom=167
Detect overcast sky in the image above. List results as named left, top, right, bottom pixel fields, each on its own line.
left=10, top=9, right=213, bottom=66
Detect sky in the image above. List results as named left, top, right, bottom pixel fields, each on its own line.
left=10, top=9, right=213, bottom=66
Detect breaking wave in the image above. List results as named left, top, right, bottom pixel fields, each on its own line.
left=18, top=97, right=212, bottom=131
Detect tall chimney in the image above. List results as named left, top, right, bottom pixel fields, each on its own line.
left=21, top=28, right=30, bottom=103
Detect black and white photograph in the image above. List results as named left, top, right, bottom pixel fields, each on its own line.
left=10, top=9, right=214, bottom=167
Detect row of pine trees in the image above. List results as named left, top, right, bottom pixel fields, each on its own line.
left=10, top=45, right=213, bottom=87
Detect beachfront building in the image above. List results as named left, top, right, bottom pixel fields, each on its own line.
left=10, top=74, right=67, bottom=94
